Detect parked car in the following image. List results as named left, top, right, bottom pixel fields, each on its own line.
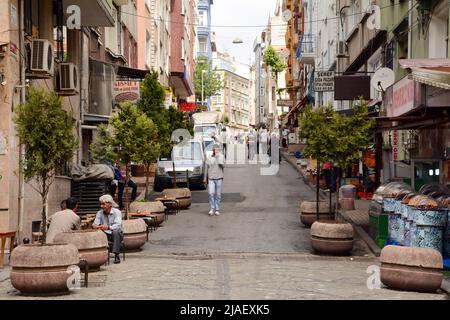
left=154, top=139, right=207, bottom=192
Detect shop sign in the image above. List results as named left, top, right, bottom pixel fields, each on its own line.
left=113, top=81, right=140, bottom=103
left=277, top=99, right=294, bottom=107
left=385, top=76, right=422, bottom=117
left=393, top=129, right=398, bottom=161
left=314, top=71, right=334, bottom=92
left=179, top=102, right=197, bottom=112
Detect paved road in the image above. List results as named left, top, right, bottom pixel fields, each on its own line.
left=0, top=159, right=446, bottom=300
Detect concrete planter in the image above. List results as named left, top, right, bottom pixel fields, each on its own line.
left=10, top=243, right=79, bottom=295
left=310, top=220, right=354, bottom=255
left=53, top=230, right=108, bottom=270
left=123, top=219, right=147, bottom=251
left=299, top=201, right=334, bottom=227
left=380, top=245, right=443, bottom=292
left=129, top=201, right=166, bottom=227
left=162, top=188, right=192, bottom=209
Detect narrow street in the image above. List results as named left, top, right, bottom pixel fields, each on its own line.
left=0, top=160, right=446, bottom=300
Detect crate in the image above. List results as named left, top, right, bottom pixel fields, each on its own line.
left=71, top=180, right=112, bottom=215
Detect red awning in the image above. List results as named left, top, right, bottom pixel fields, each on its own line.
left=282, top=96, right=309, bottom=126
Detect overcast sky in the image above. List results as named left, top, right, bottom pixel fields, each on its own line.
left=211, top=0, right=278, bottom=66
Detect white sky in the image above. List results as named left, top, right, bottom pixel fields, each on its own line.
left=211, top=0, right=278, bottom=66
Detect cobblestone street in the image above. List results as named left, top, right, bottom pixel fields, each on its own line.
left=0, top=161, right=447, bottom=300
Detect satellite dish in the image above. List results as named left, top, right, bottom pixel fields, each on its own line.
left=371, top=68, right=395, bottom=92
left=281, top=10, right=292, bottom=22
left=366, top=4, right=381, bottom=30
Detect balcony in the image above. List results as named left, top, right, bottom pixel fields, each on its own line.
left=298, top=34, right=316, bottom=65
left=63, top=0, right=121, bottom=27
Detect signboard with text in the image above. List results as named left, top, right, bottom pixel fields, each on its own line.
left=314, top=71, right=335, bottom=92
left=113, top=81, right=140, bottom=104
left=384, top=76, right=422, bottom=117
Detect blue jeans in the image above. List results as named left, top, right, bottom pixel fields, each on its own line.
left=208, top=179, right=223, bottom=212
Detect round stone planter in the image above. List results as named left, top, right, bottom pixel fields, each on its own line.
left=129, top=201, right=166, bottom=227
left=310, top=220, right=354, bottom=255
left=162, top=188, right=192, bottom=209
left=123, top=219, right=147, bottom=251
left=299, top=201, right=334, bottom=227
left=380, top=245, right=443, bottom=292
left=10, top=243, right=79, bottom=295
left=53, top=230, right=108, bottom=270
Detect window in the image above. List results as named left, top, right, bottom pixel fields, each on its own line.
left=199, top=39, right=207, bottom=53
left=198, top=10, right=206, bottom=26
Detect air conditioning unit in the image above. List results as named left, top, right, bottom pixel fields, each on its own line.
left=30, top=39, right=54, bottom=77
left=336, top=41, right=348, bottom=57
left=58, top=63, right=79, bottom=95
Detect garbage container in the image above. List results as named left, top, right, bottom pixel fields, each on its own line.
left=369, top=200, right=388, bottom=249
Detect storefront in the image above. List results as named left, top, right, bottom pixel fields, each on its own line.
left=378, top=59, right=450, bottom=191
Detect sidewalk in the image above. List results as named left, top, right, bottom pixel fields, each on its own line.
left=280, top=149, right=381, bottom=256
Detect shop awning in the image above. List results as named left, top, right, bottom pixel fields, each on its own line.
left=282, top=95, right=309, bottom=126
left=116, top=66, right=150, bottom=80
left=399, top=59, right=450, bottom=90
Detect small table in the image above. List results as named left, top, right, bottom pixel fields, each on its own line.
left=155, top=197, right=180, bottom=215
left=128, top=212, right=155, bottom=240
left=0, top=231, right=16, bottom=269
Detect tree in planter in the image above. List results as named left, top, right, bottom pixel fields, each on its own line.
left=300, top=101, right=375, bottom=218
left=14, top=88, right=78, bottom=242
left=91, top=102, right=149, bottom=215
left=330, top=102, right=375, bottom=215
left=134, top=115, right=160, bottom=199
left=299, top=104, right=337, bottom=220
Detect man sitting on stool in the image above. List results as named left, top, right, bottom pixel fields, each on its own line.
left=93, top=194, right=123, bottom=264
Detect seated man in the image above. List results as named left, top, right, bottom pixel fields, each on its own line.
left=92, top=194, right=123, bottom=264
left=46, top=197, right=81, bottom=243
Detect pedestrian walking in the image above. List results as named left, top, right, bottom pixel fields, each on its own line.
left=220, top=128, right=228, bottom=159
left=205, top=144, right=225, bottom=216
left=247, top=128, right=256, bottom=161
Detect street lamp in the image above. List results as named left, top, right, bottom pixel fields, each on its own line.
left=201, top=69, right=207, bottom=107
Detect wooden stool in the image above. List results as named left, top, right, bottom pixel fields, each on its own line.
left=0, top=231, right=16, bottom=269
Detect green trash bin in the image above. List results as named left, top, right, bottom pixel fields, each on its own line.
left=369, top=200, right=388, bottom=249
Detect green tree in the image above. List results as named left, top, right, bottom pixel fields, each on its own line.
left=138, top=71, right=191, bottom=157
left=299, top=101, right=375, bottom=216
left=194, top=56, right=222, bottom=104
left=263, top=45, right=287, bottom=83
left=134, top=116, right=160, bottom=199
left=14, top=88, right=78, bottom=242
left=91, top=102, right=149, bottom=213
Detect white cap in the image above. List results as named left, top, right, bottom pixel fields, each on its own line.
left=99, top=194, right=119, bottom=208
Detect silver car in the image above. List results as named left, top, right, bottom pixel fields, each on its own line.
left=154, top=139, right=207, bottom=192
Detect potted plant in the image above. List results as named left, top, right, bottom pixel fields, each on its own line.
left=300, top=102, right=374, bottom=255
left=10, top=88, right=80, bottom=295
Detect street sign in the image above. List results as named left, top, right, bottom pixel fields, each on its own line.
left=314, top=71, right=335, bottom=92
left=277, top=99, right=294, bottom=107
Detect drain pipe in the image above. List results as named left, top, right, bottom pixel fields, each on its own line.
left=17, top=0, right=26, bottom=242
left=408, top=0, right=413, bottom=59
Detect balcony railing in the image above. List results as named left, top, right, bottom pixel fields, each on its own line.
left=298, top=34, right=316, bottom=65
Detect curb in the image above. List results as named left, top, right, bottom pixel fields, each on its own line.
left=281, top=150, right=382, bottom=257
